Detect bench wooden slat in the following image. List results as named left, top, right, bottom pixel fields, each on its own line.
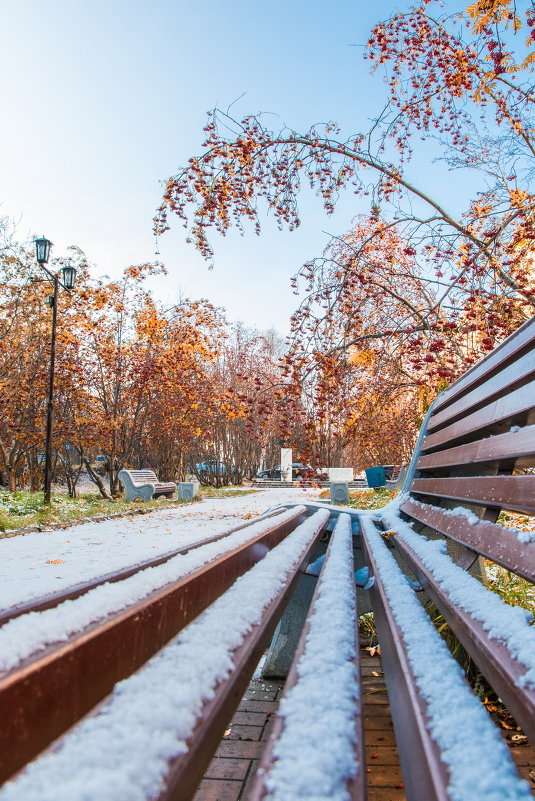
left=432, top=316, right=535, bottom=414
left=427, top=349, right=535, bottom=433
left=247, top=513, right=366, bottom=801
left=422, top=380, right=535, bottom=452
left=416, top=426, right=535, bottom=471
left=0, top=508, right=289, bottom=627
left=399, top=498, right=535, bottom=580
left=0, top=509, right=308, bottom=784
left=410, top=475, right=535, bottom=514
left=391, top=533, right=535, bottom=743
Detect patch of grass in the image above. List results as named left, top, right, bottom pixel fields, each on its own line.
left=348, top=488, right=399, bottom=510
left=358, top=612, right=378, bottom=646
left=488, top=510, right=535, bottom=616
left=485, top=562, right=535, bottom=617
left=0, top=490, right=199, bottom=533
left=318, top=487, right=399, bottom=509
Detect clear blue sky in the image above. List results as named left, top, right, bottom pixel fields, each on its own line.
left=1, top=0, right=469, bottom=334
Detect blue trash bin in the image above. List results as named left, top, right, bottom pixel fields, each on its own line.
left=365, top=466, right=386, bottom=488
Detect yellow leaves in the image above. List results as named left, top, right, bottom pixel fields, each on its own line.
left=365, top=645, right=381, bottom=657
left=466, top=0, right=515, bottom=31
left=347, top=347, right=375, bottom=368
left=46, top=558, right=64, bottom=565
left=521, top=51, right=535, bottom=69
left=509, top=188, right=530, bottom=207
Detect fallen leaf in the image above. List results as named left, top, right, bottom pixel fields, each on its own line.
left=46, top=559, right=64, bottom=565
left=510, top=734, right=527, bottom=744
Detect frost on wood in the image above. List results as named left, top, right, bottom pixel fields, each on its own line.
left=264, top=513, right=360, bottom=801
left=381, top=507, right=535, bottom=690
left=0, top=508, right=330, bottom=801
left=0, top=505, right=307, bottom=673
left=408, top=497, right=535, bottom=543
left=361, top=517, right=532, bottom=801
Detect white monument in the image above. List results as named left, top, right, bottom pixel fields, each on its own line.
left=280, top=448, right=292, bottom=482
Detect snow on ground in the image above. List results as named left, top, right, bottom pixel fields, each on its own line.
left=0, top=488, right=323, bottom=613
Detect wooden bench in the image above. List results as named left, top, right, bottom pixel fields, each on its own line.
left=118, top=468, right=177, bottom=501
left=1, top=318, right=534, bottom=801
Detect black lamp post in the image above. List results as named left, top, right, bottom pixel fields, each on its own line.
left=34, top=236, right=77, bottom=504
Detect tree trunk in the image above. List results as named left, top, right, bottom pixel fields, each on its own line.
left=80, top=455, right=114, bottom=501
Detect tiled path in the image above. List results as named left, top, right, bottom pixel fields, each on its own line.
left=194, top=649, right=406, bottom=801
left=194, top=649, right=535, bottom=801
left=194, top=676, right=282, bottom=801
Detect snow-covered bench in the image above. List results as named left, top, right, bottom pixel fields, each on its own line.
left=259, top=314, right=535, bottom=801
left=2, top=321, right=534, bottom=801
left=118, top=468, right=176, bottom=501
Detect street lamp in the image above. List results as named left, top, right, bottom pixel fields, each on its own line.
left=34, top=236, right=77, bottom=504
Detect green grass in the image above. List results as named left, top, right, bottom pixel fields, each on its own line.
left=485, top=562, right=535, bottom=617
left=318, top=486, right=399, bottom=510
left=0, top=486, right=263, bottom=532
left=0, top=490, right=200, bottom=533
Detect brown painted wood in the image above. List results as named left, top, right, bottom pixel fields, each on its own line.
left=427, top=349, right=535, bottom=433
left=0, top=507, right=289, bottom=627
left=422, top=381, right=535, bottom=452
left=0, top=511, right=309, bottom=784
left=391, top=535, right=535, bottom=743
left=399, top=499, right=535, bottom=581
left=359, top=518, right=451, bottom=801
left=246, top=517, right=366, bottom=801
left=416, top=426, right=535, bottom=472
left=432, top=317, right=535, bottom=414
left=156, top=512, right=329, bottom=801
left=410, top=476, right=535, bottom=514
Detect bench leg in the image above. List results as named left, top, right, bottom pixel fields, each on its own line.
left=262, top=538, right=373, bottom=678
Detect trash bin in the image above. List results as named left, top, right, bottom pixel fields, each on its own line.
left=365, top=466, right=386, bottom=488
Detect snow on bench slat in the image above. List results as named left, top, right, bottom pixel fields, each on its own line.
left=406, top=497, right=535, bottom=544
left=0, top=508, right=330, bottom=801
left=381, top=505, right=535, bottom=690
left=264, top=513, right=360, bottom=801
left=360, top=517, right=532, bottom=801
left=0, top=505, right=307, bottom=674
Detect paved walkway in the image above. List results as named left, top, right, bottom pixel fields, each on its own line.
left=194, top=649, right=407, bottom=801
left=194, top=676, right=282, bottom=801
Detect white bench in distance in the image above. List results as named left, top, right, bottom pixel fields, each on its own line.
left=118, top=469, right=177, bottom=501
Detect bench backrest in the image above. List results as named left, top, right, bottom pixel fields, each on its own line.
left=362, top=315, right=535, bottom=799
left=400, top=313, right=535, bottom=578
left=122, top=469, right=159, bottom=485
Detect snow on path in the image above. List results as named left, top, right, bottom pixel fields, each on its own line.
left=0, top=488, right=322, bottom=612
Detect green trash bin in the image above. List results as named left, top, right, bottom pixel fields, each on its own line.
left=365, top=466, right=386, bottom=488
